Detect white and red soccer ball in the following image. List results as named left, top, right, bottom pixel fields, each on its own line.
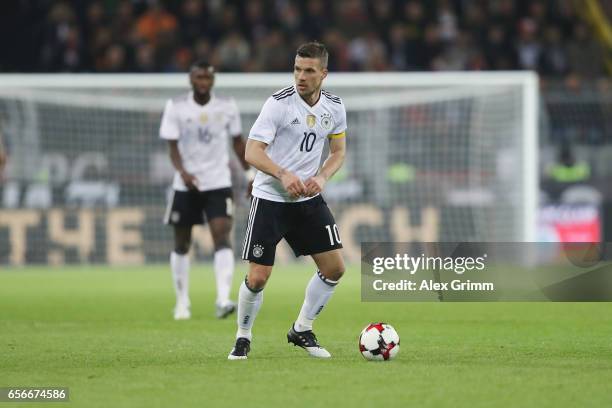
left=359, top=322, right=400, bottom=361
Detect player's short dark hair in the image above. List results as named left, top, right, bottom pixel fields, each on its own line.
left=296, top=42, right=328, bottom=69
left=190, top=59, right=215, bottom=73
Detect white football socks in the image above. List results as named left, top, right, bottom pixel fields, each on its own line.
left=294, top=271, right=338, bottom=332
left=235, top=279, right=263, bottom=340
left=170, top=251, right=190, bottom=306
left=214, top=247, right=235, bottom=306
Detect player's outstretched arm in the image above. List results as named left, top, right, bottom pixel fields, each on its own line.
left=168, top=140, right=198, bottom=190
left=304, top=136, right=346, bottom=197
left=245, top=139, right=306, bottom=198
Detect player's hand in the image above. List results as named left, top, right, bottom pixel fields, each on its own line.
left=180, top=170, right=198, bottom=190
left=280, top=170, right=306, bottom=198
left=304, top=175, right=326, bottom=197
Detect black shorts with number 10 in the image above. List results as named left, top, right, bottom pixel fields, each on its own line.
left=241, top=195, right=343, bottom=266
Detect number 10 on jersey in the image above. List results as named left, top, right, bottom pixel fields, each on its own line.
left=325, top=224, right=341, bottom=246
left=300, top=132, right=316, bottom=152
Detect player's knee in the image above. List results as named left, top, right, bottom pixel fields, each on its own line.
left=246, top=274, right=268, bottom=290
left=331, top=264, right=345, bottom=281
left=247, top=265, right=271, bottom=289
left=320, top=263, right=345, bottom=282
left=174, top=243, right=190, bottom=255
left=212, top=238, right=232, bottom=252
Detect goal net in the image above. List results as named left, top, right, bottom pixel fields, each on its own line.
left=0, top=72, right=538, bottom=265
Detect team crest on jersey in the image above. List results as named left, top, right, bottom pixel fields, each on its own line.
left=321, top=113, right=333, bottom=130
left=199, top=113, right=208, bottom=124
left=253, top=244, right=264, bottom=258
left=306, top=114, right=316, bottom=128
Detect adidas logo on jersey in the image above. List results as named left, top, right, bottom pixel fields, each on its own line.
left=290, top=118, right=300, bottom=125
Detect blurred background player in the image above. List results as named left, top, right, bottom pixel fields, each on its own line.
left=229, top=42, right=347, bottom=360
left=160, top=60, right=254, bottom=320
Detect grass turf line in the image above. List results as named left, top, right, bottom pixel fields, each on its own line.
left=1, top=264, right=612, bottom=408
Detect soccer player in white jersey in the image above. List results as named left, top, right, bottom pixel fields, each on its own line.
left=160, top=60, right=254, bottom=320
left=228, top=42, right=347, bottom=360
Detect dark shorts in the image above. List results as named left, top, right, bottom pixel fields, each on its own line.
left=241, top=195, right=343, bottom=266
left=164, top=188, right=233, bottom=227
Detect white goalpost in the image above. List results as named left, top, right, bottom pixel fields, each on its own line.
left=0, top=72, right=538, bottom=265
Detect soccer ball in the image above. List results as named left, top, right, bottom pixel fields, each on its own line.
left=359, top=322, right=400, bottom=361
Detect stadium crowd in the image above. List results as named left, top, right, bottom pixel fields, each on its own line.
left=4, top=0, right=609, bottom=79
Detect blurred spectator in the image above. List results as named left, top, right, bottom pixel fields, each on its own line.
left=301, top=0, right=332, bottom=40
left=567, top=24, right=606, bottom=78
left=516, top=18, right=542, bottom=70
left=135, top=1, right=177, bottom=46
left=538, top=26, right=568, bottom=77
left=86, top=2, right=107, bottom=28
left=178, top=0, right=208, bottom=47
left=83, top=1, right=107, bottom=45
left=213, top=31, right=250, bottom=72
left=489, top=0, right=517, bottom=38
left=462, top=1, right=488, bottom=43
left=91, top=26, right=114, bottom=71
left=322, top=29, right=351, bottom=71
left=484, top=25, right=517, bottom=70
left=5, top=0, right=608, bottom=79
left=370, top=0, right=396, bottom=39
left=134, top=42, right=157, bottom=72
left=348, top=30, right=388, bottom=71
left=551, top=0, right=577, bottom=37
left=242, top=0, right=268, bottom=44
left=193, top=38, right=213, bottom=62
left=102, top=44, right=128, bottom=72
left=335, top=0, right=369, bottom=38
left=527, top=1, right=548, bottom=27
left=437, top=0, right=458, bottom=43
left=419, top=24, right=443, bottom=70
left=277, top=2, right=302, bottom=37
left=168, top=47, right=193, bottom=72
left=433, top=31, right=476, bottom=71
left=40, top=2, right=84, bottom=71
left=112, top=0, right=136, bottom=41
left=403, top=2, right=431, bottom=70
left=388, top=24, right=409, bottom=71
left=547, top=144, right=590, bottom=183
left=216, top=5, right=239, bottom=35
left=254, top=29, right=292, bottom=72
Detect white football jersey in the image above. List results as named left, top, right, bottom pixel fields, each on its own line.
left=249, top=85, right=347, bottom=202
left=159, top=92, right=242, bottom=191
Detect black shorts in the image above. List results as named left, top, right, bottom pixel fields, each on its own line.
left=241, top=195, right=343, bottom=266
left=164, top=188, right=233, bottom=227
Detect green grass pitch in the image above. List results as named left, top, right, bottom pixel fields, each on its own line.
left=1, top=264, right=612, bottom=408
